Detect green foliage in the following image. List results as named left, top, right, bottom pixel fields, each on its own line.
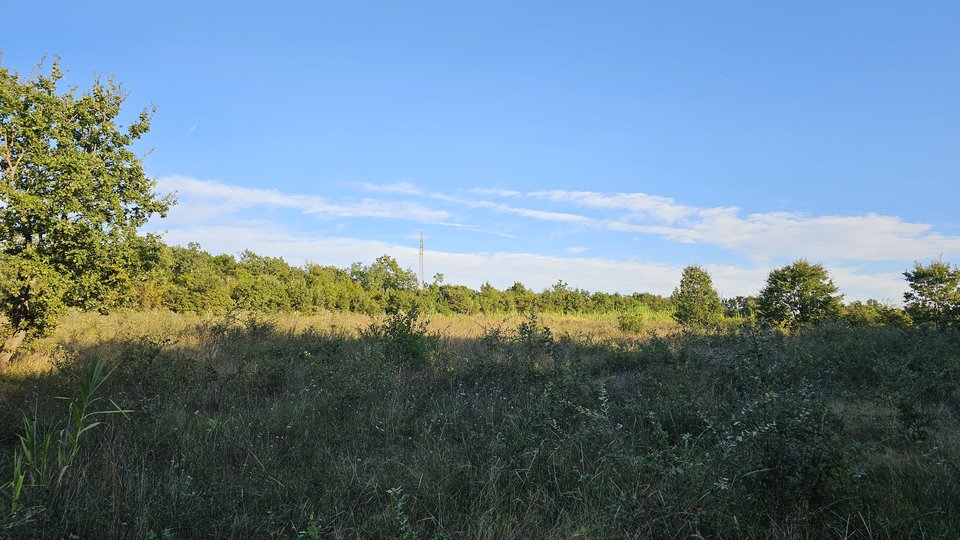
left=503, top=281, right=536, bottom=313
left=161, top=244, right=233, bottom=313
left=0, top=254, right=67, bottom=336
left=756, top=260, right=843, bottom=330
left=478, top=281, right=503, bottom=313
left=617, top=303, right=674, bottom=332
left=386, top=487, right=416, bottom=540
left=903, top=260, right=960, bottom=330
left=438, top=284, right=480, bottom=315
left=841, top=299, right=911, bottom=328
left=538, top=280, right=590, bottom=314
left=305, top=263, right=368, bottom=312
left=722, top=295, right=756, bottom=320
left=671, top=265, right=723, bottom=326
left=513, top=311, right=562, bottom=368
left=366, top=305, right=434, bottom=367
left=108, top=241, right=697, bottom=324
left=0, top=58, right=173, bottom=360
left=2, top=358, right=128, bottom=523
left=633, top=291, right=675, bottom=313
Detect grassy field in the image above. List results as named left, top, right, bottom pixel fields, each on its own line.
left=1, top=310, right=959, bottom=538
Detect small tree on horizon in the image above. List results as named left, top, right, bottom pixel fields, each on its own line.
left=756, top=260, right=842, bottom=330
left=672, top=265, right=724, bottom=327
left=903, top=259, right=960, bottom=330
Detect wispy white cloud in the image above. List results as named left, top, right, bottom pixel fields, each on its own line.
left=530, top=189, right=698, bottom=223
left=358, top=181, right=427, bottom=197
left=527, top=188, right=960, bottom=262
left=352, top=182, right=960, bottom=263
left=472, top=200, right=592, bottom=224
left=666, top=209, right=960, bottom=262
left=471, top=188, right=522, bottom=197
left=149, top=176, right=955, bottom=301
left=434, top=222, right=517, bottom=238
left=828, top=267, right=907, bottom=304
left=359, top=181, right=593, bottom=224
left=161, top=175, right=451, bottom=223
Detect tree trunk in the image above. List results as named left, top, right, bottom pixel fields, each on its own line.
left=0, top=329, right=27, bottom=370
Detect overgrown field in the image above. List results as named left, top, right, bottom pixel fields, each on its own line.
left=1, top=310, right=959, bottom=538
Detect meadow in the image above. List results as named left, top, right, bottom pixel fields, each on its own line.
left=1, top=309, right=958, bottom=538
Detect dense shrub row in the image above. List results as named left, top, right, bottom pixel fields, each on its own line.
left=122, top=242, right=676, bottom=317
left=118, top=243, right=958, bottom=333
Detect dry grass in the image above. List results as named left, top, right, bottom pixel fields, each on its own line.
left=16, top=310, right=673, bottom=374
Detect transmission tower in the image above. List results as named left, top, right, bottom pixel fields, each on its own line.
left=418, top=232, right=424, bottom=290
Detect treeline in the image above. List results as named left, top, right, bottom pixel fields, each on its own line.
left=114, top=242, right=959, bottom=333
left=122, top=242, right=676, bottom=317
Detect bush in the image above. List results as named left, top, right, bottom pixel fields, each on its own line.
left=618, top=305, right=673, bottom=332
left=366, top=306, right=435, bottom=367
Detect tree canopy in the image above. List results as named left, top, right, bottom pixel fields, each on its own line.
left=756, top=260, right=842, bottom=330
left=672, top=265, right=723, bottom=327
left=0, top=58, right=173, bottom=365
left=903, top=260, right=960, bottom=330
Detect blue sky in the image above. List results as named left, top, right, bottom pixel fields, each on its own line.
left=5, top=1, right=959, bottom=301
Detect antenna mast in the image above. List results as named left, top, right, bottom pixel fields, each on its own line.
left=418, top=232, right=424, bottom=290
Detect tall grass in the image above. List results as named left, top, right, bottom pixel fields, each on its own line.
left=0, top=311, right=958, bottom=537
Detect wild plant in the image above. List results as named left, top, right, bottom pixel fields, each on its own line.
left=1, top=357, right=129, bottom=522
left=366, top=305, right=435, bottom=366
left=513, top=311, right=562, bottom=368
left=387, top=486, right=416, bottom=540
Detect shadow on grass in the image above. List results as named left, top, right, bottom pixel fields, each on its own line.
left=2, top=314, right=960, bottom=538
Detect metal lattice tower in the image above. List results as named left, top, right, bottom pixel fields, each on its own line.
left=419, top=232, right=424, bottom=290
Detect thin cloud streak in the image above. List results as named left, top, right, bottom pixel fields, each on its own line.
left=353, top=182, right=960, bottom=262
left=530, top=189, right=697, bottom=223
left=161, top=175, right=451, bottom=223
left=360, top=181, right=593, bottom=224
left=471, top=188, right=522, bottom=197
left=472, top=200, right=593, bottom=224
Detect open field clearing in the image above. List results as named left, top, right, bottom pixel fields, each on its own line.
left=1, top=310, right=959, bottom=538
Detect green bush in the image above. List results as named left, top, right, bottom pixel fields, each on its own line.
left=618, top=304, right=673, bottom=332
left=365, top=306, right=435, bottom=367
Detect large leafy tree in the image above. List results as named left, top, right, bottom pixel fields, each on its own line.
left=671, top=265, right=723, bottom=327
left=0, top=58, right=173, bottom=366
left=350, top=255, right=419, bottom=312
left=903, top=260, right=960, bottom=330
left=756, top=260, right=842, bottom=330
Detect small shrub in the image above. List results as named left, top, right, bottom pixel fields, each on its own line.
left=514, top=311, right=561, bottom=367
left=618, top=305, right=673, bottom=332
left=366, top=306, right=435, bottom=367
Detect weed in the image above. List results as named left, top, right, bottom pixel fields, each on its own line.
left=387, top=487, right=416, bottom=540
left=1, top=357, right=129, bottom=525
left=366, top=305, right=435, bottom=367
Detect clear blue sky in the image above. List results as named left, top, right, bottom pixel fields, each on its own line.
left=5, top=1, right=959, bottom=301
